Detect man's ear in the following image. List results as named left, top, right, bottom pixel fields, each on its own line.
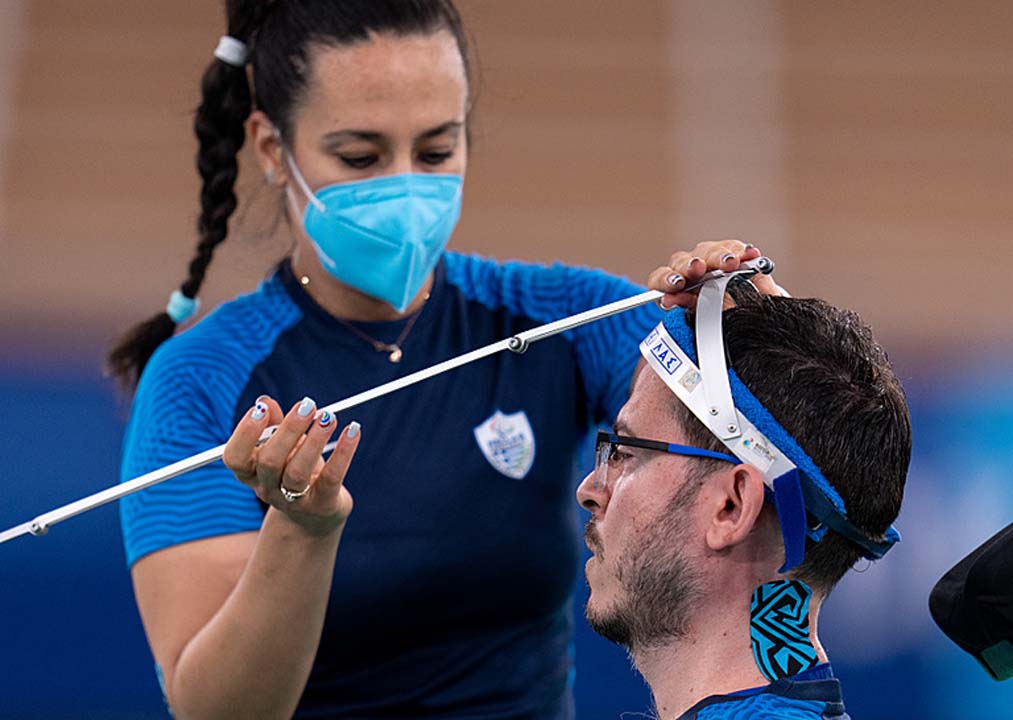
left=704, top=464, right=767, bottom=551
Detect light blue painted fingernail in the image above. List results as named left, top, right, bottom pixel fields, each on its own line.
left=317, top=410, right=333, bottom=428
left=347, top=421, right=361, bottom=439
left=297, top=396, right=315, bottom=417
left=251, top=402, right=268, bottom=421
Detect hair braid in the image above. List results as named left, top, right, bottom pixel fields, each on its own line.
left=181, top=62, right=251, bottom=298
left=107, top=1, right=273, bottom=390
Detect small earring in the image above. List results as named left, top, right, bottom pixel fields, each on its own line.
left=265, top=168, right=275, bottom=184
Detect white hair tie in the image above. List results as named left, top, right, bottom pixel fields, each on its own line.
left=214, top=35, right=248, bottom=67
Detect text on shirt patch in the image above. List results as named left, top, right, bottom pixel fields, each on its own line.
left=473, top=410, right=536, bottom=480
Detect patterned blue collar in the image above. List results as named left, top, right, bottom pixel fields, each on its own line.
left=728, top=662, right=836, bottom=696
left=674, top=663, right=846, bottom=720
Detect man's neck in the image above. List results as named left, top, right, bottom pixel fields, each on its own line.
left=632, top=594, right=827, bottom=720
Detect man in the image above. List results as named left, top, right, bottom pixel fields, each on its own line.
left=577, top=284, right=911, bottom=719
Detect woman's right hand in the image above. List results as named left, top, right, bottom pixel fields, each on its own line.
left=223, top=396, right=359, bottom=536
left=138, top=396, right=361, bottom=720
left=647, top=239, right=788, bottom=310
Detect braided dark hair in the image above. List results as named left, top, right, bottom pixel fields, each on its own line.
left=107, top=0, right=471, bottom=390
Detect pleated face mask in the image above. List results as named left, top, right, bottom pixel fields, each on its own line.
left=286, top=154, right=463, bottom=313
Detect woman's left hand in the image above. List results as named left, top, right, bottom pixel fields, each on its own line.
left=646, top=239, right=786, bottom=310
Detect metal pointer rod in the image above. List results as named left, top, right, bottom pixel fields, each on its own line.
left=0, top=258, right=773, bottom=545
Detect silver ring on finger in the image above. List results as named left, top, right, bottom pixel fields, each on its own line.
left=279, top=482, right=311, bottom=502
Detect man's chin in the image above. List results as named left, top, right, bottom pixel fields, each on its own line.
left=585, top=598, right=634, bottom=650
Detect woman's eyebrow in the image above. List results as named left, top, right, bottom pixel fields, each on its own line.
left=417, top=120, right=463, bottom=140
left=321, top=129, right=384, bottom=144
left=319, top=122, right=462, bottom=146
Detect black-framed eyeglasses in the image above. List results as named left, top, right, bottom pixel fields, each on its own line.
left=594, top=430, right=739, bottom=489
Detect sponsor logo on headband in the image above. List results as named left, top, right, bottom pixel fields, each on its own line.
left=740, top=436, right=776, bottom=473
left=680, top=369, right=702, bottom=392
left=648, top=335, right=683, bottom=376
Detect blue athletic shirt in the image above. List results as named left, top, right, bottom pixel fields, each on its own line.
left=120, top=252, right=661, bottom=719
left=677, top=664, right=850, bottom=720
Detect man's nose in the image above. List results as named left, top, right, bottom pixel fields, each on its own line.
left=576, top=471, right=609, bottom=515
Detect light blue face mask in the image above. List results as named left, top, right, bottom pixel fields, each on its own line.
left=286, top=155, right=463, bottom=313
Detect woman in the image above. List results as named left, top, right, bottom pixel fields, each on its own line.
left=110, top=2, right=770, bottom=718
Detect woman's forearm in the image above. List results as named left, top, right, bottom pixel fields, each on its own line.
left=168, top=508, right=343, bottom=720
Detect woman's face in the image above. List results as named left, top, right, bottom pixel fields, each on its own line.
left=260, top=29, right=469, bottom=203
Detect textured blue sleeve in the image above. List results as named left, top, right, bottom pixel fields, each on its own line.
left=119, top=279, right=302, bottom=567
left=445, top=252, right=663, bottom=424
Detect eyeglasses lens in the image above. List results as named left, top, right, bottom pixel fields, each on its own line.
left=594, top=437, right=612, bottom=489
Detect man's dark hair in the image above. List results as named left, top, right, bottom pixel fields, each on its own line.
left=673, top=289, right=911, bottom=595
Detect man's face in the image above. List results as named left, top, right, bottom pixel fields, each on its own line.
left=576, top=370, right=707, bottom=651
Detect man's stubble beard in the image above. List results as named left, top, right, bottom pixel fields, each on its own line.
left=585, top=477, right=705, bottom=653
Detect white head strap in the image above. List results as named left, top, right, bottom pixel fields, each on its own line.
left=695, top=274, right=741, bottom=439
left=641, top=286, right=796, bottom=484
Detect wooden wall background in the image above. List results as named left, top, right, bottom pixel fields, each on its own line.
left=1, top=1, right=1011, bottom=358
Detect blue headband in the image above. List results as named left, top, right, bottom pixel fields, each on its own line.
left=642, top=294, right=900, bottom=571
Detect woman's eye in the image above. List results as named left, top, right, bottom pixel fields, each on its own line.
left=419, top=151, right=453, bottom=166
left=339, top=155, right=378, bottom=169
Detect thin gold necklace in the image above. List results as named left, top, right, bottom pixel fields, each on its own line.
left=300, top=274, right=427, bottom=363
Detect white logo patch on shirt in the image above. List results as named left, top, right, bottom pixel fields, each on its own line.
left=473, top=410, right=536, bottom=480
